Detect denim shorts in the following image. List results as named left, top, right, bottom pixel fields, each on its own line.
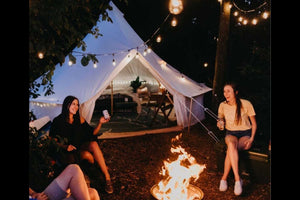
left=226, top=129, right=251, bottom=139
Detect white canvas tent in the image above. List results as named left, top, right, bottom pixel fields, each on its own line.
left=29, top=1, right=212, bottom=130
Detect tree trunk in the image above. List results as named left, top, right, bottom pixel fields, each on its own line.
left=212, top=0, right=231, bottom=111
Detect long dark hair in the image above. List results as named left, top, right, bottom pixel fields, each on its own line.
left=224, top=82, right=242, bottom=125
left=61, top=95, right=80, bottom=124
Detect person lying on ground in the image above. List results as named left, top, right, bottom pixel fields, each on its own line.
left=29, top=164, right=100, bottom=200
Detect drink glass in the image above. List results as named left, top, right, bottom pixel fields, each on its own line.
left=218, top=118, right=225, bottom=130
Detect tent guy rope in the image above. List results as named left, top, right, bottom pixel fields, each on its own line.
left=177, top=97, right=220, bottom=143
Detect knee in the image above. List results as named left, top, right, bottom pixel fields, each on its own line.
left=81, top=151, right=95, bottom=164
left=226, top=141, right=237, bottom=150
left=66, top=164, right=82, bottom=174
left=89, top=141, right=99, bottom=149
left=88, top=188, right=100, bottom=200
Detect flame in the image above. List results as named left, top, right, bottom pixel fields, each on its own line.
left=156, top=134, right=206, bottom=200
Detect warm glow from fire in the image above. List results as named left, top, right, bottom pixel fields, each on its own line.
left=155, top=134, right=206, bottom=200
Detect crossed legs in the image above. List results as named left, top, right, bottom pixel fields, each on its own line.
left=221, top=135, right=249, bottom=181
left=221, top=135, right=250, bottom=182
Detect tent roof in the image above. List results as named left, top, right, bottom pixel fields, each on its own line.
left=31, top=1, right=211, bottom=105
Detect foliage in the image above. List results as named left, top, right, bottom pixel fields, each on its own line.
left=29, top=0, right=128, bottom=98
left=130, top=76, right=143, bottom=93
left=29, top=112, right=60, bottom=191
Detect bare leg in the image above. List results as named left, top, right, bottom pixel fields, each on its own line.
left=88, top=141, right=111, bottom=181
left=221, top=151, right=232, bottom=180
left=55, top=164, right=95, bottom=200
left=224, top=135, right=240, bottom=182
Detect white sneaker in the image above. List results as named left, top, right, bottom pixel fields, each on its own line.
left=219, top=180, right=228, bottom=191
left=234, top=180, right=243, bottom=196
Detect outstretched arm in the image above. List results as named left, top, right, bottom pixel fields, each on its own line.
left=93, top=116, right=110, bottom=135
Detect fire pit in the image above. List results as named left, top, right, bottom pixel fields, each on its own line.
left=150, top=183, right=204, bottom=200
left=150, top=134, right=206, bottom=200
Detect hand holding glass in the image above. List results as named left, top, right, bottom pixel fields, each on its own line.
left=217, top=118, right=225, bottom=130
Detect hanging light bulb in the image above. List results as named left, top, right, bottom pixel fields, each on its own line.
left=135, top=52, right=139, bottom=59
left=112, top=54, right=116, bottom=66
left=68, top=61, right=73, bottom=66
left=93, top=62, right=97, bottom=68
left=147, top=47, right=152, bottom=53
left=262, top=11, right=269, bottom=19
left=143, top=49, right=147, bottom=56
left=127, top=50, right=131, bottom=58
left=156, top=35, right=162, bottom=43
left=251, top=18, right=258, bottom=25
left=169, top=0, right=183, bottom=15
left=37, top=52, right=44, bottom=59
left=171, top=17, right=177, bottom=27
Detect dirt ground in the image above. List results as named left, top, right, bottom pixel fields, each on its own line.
left=84, top=116, right=271, bottom=200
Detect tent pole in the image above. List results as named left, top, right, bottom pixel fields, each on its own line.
left=188, top=98, right=193, bottom=133
left=111, top=81, right=114, bottom=115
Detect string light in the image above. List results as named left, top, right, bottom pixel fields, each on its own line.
left=156, top=35, right=162, bottom=43
left=143, top=49, right=147, bottom=56
left=135, top=52, right=140, bottom=59
left=112, top=54, right=116, bottom=66
left=93, top=62, right=97, bottom=68
left=147, top=47, right=152, bottom=53
left=37, top=52, right=44, bottom=59
left=62, top=1, right=184, bottom=72
left=171, top=17, right=178, bottom=27
left=169, top=0, right=183, bottom=15
left=231, top=0, right=270, bottom=26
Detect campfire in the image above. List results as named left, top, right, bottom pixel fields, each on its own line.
left=150, top=134, right=205, bottom=200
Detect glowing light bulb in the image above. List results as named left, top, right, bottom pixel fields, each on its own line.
left=156, top=35, right=162, bottom=43
left=37, top=52, right=44, bottom=59
left=262, top=11, right=269, bottom=19
left=93, top=62, right=97, bottom=68
left=68, top=61, right=73, bottom=66
left=171, top=17, right=177, bottom=27
left=147, top=47, right=152, bottom=53
left=169, top=0, right=183, bottom=15
left=252, top=18, right=258, bottom=25
left=233, top=11, right=238, bottom=16
left=112, top=59, right=116, bottom=66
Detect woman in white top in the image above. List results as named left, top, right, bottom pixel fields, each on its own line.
left=217, top=82, right=257, bottom=196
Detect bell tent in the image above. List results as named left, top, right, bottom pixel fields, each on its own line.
left=29, top=1, right=212, bottom=132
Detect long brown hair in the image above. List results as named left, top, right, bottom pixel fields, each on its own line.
left=61, top=95, right=80, bottom=124
left=225, top=82, right=242, bottom=125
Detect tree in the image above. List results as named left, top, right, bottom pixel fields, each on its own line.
left=212, top=0, right=231, bottom=111
left=29, top=0, right=127, bottom=98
